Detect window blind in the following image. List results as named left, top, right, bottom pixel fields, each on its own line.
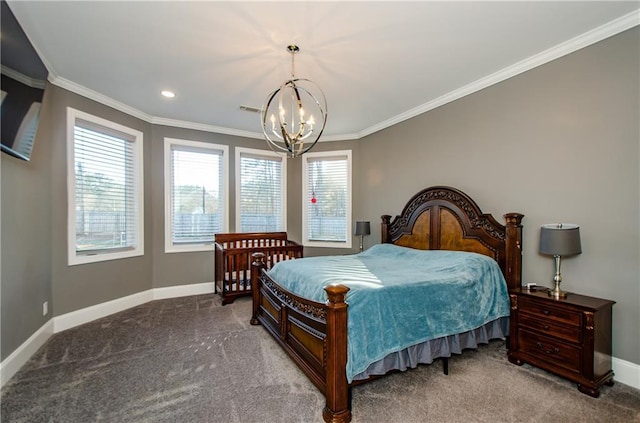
left=305, top=154, right=349, bottom=242
left=239, top=152, right=284, bottom=232
left=73, top=120, right=137, bottom=253
left=170, top=145, right=224, bottom=244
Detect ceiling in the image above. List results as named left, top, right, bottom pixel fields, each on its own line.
left=5, top=1, right=639, bottom=141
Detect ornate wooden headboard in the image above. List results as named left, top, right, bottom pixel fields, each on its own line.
left=381, top=186, right=524, bottom=291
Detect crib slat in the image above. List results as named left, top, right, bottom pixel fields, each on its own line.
left=214, top=232, right=303, bottom=305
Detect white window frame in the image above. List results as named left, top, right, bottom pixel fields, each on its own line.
left=164, top=138, right=229, bottom=253
left=235, top=147, right=287, bottom=233
left=66, top=107, right=144, bottom=265
left=302, top=149, right=352, bottom=248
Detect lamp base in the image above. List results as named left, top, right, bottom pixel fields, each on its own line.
left=548, top=278, right=568, bottom=299
left=548, top=256, right=568, bottom=299
left=548, top=288, right=568, bottom=299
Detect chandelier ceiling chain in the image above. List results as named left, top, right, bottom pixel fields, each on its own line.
left=261, top=44, right=327, bottom=158
left=288, top=44, right=299, bottom=78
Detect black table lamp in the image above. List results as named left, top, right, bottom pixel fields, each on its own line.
left=539, top=223, right=582, bottom=299
left=354, top=221, right=370, bottom=252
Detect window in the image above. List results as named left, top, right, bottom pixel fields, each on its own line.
left=164, top=138, right=228, bottom=252
left=302, top=150, right=352, bottom=248
left=236, top=147, right=286, bottom=233
left=67, top=108, right=144, bottom=265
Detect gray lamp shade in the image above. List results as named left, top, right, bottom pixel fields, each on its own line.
left=354, top=221, right=371, bottom=236
left=539, top=224, right=582, bottom=256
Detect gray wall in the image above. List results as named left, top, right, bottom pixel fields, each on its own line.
left=148, top=128, right=361, bottom=288
left=358, top=28, right=639, bottom=365
left=1, top=27, right=637, bottom=367
left=48, top=87, right=154, bottom=316
left=149, top=126, right=289, bottom=289
left=1, top=83, right=53, bottom=360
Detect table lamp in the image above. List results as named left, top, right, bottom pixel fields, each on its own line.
left=354, top=221, right=370, bottom=252
left=539, top=223, right=582, bottom=299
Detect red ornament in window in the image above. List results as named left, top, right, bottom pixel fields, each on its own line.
left=311, top=192, right=317, bottom=204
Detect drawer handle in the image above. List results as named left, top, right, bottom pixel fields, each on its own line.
left=542, top=324, right=550, bottom=331
left=536, top=342, right=560, bottom=355
left=542, top=309, right=550, bottom=315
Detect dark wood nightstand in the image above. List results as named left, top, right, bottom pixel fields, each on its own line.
left=508, top=288, right=615, bottom=397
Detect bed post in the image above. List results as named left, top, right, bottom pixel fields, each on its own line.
left=323, top=284, right=351, bottom=423
left=381, top=215, right=392, bottom=243
left=250, top=252, right=266, bottom=326
left=504, top=213, right=524, bottom=291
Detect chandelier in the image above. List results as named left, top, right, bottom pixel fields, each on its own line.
left=261, top=45, right=327, bottom=158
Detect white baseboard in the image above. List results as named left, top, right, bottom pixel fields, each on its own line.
left=0, top=281, right=215, bottom=389
left=53, top=282, right=215, bottom=333
left=613, top=356, right=640, bottom=389
left=0, top=319, right=54, bottom=387
left=152, top=281, right=215, bottom=300
left=2, top=281, right=638, bottom=393
left=53, top=289, right=154, bottom=333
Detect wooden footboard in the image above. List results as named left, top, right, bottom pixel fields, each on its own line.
left=250, top=253, right=351, bottom=423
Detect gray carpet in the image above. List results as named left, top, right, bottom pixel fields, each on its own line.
left=1, top=294, right=639, bottom=422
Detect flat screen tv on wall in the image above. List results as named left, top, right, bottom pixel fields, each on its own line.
left=1, top=0, right=48, bottom=162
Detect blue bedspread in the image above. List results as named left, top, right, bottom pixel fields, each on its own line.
left=267, top=243, right=511, bottom=383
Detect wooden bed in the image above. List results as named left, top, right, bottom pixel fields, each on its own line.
left=250, top=186, right=523, bottom=423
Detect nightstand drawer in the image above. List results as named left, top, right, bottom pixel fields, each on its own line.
left=518, top=329, right=581, bottom=374
left=509, top=289, right=615, bottom=397
left=519, top=312, right=581, bottom=343
left=519, top=297, right=581, bottom=327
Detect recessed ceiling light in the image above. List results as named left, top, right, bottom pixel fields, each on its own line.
left=161, top=90, right=175, bottom=98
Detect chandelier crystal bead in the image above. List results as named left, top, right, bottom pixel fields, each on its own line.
left=261, top=45, right=327, bottom=158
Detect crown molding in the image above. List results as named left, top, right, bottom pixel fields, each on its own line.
left=319, top=133, right=360, bottom=142
left=151, top=116, right=263, bottom=139
left=0, top=65, right=46, bottom=89
left=49, top=74, right=153, bottom=122
left=48, top=11, right=638, bottom=142
left=357, top=10, right=640, bottom=139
